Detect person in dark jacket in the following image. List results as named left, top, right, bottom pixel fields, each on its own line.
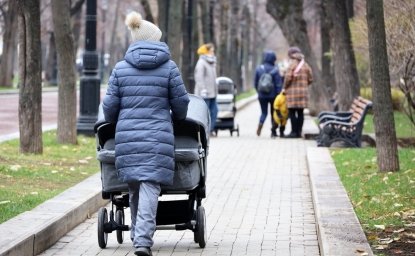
left=254, top=50, right=283, bottom=137
left=103, top=11, right=189, bottom=256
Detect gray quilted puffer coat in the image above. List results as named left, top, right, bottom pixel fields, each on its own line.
left=103, top=41, right=189, bottom=185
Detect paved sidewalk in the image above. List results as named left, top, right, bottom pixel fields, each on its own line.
left=0, top=95, right=373, bottom=256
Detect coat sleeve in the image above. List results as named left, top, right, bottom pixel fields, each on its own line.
left=169, top=61, right=189, bottom=121
left=273, top=68, right=283, bottom=92
left=102, top=69, right=120, bottom=123
left=254, top=67, right=260, bottom=90
left=307, top=64, right=313, bottom=86
left=194, top=59, right=205, bottom=95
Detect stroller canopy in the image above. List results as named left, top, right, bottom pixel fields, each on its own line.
left=216, top=77, right=235, bottom=95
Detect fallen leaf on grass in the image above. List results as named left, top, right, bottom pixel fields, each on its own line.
left=393, top=228, right=405, bottom=233
left=394, top=203, right=403, bottom=208
left=374, top=245, right=387, bottom=250
left=404, top=233, right=415, bottom=239
left=0, top=200, right=11, bottom=205
left=378, top=237, right=394, bottom=244
left=9, top=165, right=21, bottom=171
left=374, top=224, right=385, bottom=230
left=78, top=159, right=89, bottom=164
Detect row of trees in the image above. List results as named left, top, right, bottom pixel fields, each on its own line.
left=3, top=0, right=411, bottom=172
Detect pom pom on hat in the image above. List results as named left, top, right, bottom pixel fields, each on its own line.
left=125, top=11, right=162, bottom=42
left=197, top=44, right=209, bottom=55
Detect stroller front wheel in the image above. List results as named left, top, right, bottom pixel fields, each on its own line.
left=97, top=207, right=108, bottom=248
left=116, top=209, right=125, bottom=244
left=195, top=206, right=207, bottom=248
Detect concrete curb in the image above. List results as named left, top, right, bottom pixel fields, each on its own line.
left=307, top=147, right=373, bottom=256
left=0, top=173, right=107, bottom=256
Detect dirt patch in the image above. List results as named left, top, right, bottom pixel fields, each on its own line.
left=368, top=225, right=415, bottom=255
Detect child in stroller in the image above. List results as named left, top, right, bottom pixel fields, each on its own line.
left=94, top=95, right=210, bottom=250
left=214, top=76, right=240, bottom=136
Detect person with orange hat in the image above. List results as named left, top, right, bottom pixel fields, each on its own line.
left=194, top=43, right=218, bottom=136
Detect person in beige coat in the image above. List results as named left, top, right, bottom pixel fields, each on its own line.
left=194, top=43, right=218, bottom=135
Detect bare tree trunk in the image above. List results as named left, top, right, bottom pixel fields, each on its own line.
left=325, top=0, right=359, bottom=111
left=158, top=0, right=169, bottom=42
left=17, top=0, right=43, bottom=154
left=52, top=0, right=78, bottom=144
left=181, top=0, right=197, bottom=92
left=366, top=0, right=399, bottom=172
left=320, top=1, right=335, bottom=97
left=167, top=0, right=183, bottom=64
left=45, top=32, right=58, bottom=86
left=108, top=0, right=121, bottom=71
left=0, top=0, right=18, bottom=88
left=251, top=0, right=259, bottom=82
left=140, top=0, right=154, bottom=23
left=241, top=5, right=251, bottom=91
left=199, top=0, right=215, bottom=45
left=229, top=0, right=241, bottom=89
left=218, top=0, right=230, bottom=77
left=266, top=0, right=331, bottom=115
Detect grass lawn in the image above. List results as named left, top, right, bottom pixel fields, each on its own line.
left=330, top=109, right=415, bottom=254
left=0, top=131, right=98, bottom=224
left=363, top=111, right=415, bottom=138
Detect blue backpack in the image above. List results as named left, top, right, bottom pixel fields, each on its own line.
left=258, top=65, right=276, bottom=94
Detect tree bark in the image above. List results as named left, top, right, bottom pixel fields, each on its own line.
left=218, top=0, right=230, bottom=77
left=157, top=0, right=169, bottom=43
left=108, top=0, right=121, bottom=71
left=229, top=0, right=241, bottom=89
left=320, top=1, right=335, bottom=97
left=241, top=5, right=251, bottom=91
left=366, top=0, right=399, bottom=172
left=17, top=0, right=43, bottom=154
left=52, top=0, right=78, bottom=144
left=266, top=0, right=330, bottom=115
left=181, top=0, right=197, bottom=92
left=140, top=0, right=154, bottom=23
left=325, top=0, right=359, bottom=111
left=0, top=0, right=18, bottom=88
left=167, top=0, right=183, bottom=65
left=199, top=0, right=215, bottom=45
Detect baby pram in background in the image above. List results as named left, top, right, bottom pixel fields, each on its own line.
left=94, top=95, right=209, bottom=249
left=214, top=76, right=240, bottom=136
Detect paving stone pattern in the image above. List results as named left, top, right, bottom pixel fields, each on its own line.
left=38, top=100, right=320, bottom=256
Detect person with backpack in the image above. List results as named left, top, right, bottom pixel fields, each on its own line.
left=281, top=46, right=313, bottom=138
left=254, top=50, right=283, bottom=137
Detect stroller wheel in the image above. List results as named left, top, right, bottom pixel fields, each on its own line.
left=195, top=206, right=207, bottom=248
left=97, top=207, right=108, bottom=248
left=116, top=209, right=124, bottom=244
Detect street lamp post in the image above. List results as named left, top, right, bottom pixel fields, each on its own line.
left=77, top=0, right=100, bottom=136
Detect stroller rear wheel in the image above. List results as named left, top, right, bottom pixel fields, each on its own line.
left=116, top=209, right=125, bottom=244
left=97, top=207, right=108, bottom=248
left=194, top=206, right=207, bottom=248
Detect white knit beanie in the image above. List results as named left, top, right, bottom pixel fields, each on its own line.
left=125, top=12, right=162, bottom=42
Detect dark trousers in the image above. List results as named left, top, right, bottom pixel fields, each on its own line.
left=288, top=108, right=304, bottom=136
left=258, top=97, right=277, bottom=133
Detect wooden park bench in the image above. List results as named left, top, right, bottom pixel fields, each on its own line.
left=316, top=96, right=373, bottom=147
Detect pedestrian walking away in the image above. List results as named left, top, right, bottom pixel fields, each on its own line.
left=194, top=43, right=218, bottom=136
left=254, top=50, right=283, bottom=138
left=102, top=11, right=189, bottom=256
left=282, top=46, right=313, bottom=139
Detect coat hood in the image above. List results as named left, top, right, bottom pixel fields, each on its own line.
left=262, top=51, right=277, bottom=65
left=124, top=41, right=170, bottom=69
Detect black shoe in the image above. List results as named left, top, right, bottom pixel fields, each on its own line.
left=135, top=247, right=152, bottom=256
left=284, top=133, right=299, bottom=138
left=271, top=131, right=277, bottom=138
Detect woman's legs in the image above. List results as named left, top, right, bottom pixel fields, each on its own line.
left=204, top=98, right=218, bottom=133
left=129, top=181, right=161, bottom=250
left=288, top=108, right=304, bottom=138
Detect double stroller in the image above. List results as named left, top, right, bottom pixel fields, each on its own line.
left=94, top=95, right=210, bottom=249
left=214, top=76, right=240, bottom=136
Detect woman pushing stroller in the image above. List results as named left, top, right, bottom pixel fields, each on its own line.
left=102, top=11, right=189, bottom=256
